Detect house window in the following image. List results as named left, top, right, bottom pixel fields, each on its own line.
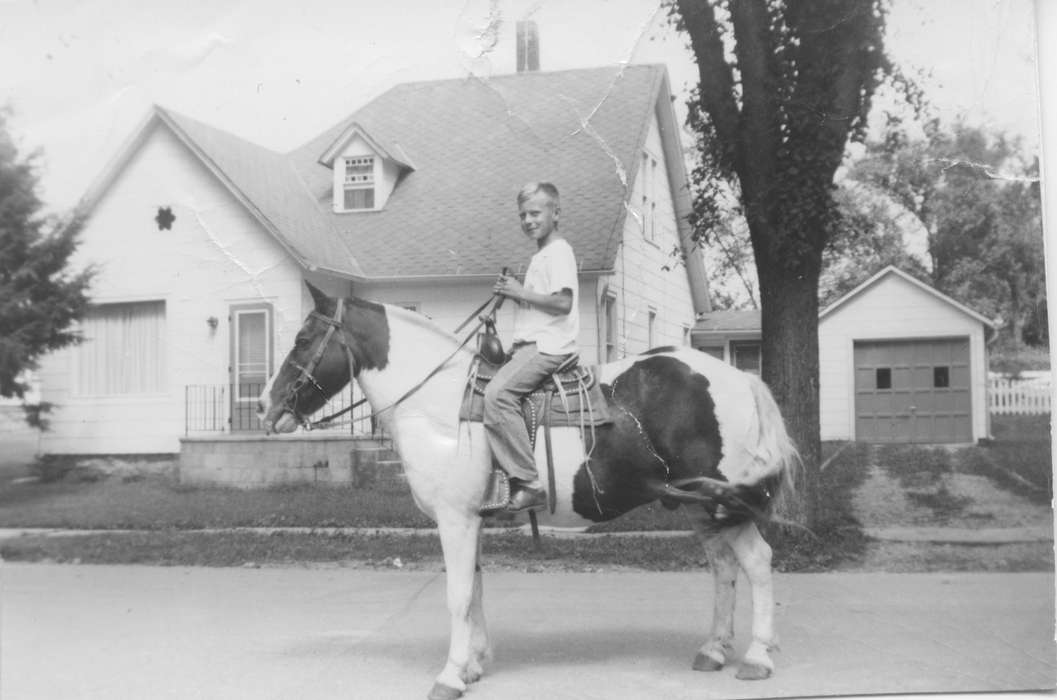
left=75, top=301, right=166, bottom=395
left=603, top=294, right=618, bottom=362
left=682, top=325, right=691, bottom=346
left=647, top=308, right=657, bottom=349
left=641, top=151, right=658, bottom=242
left=876, top=367, right=892, bottom=390
left=730, top=340, right=761, bottom=375
left=933, top=366, right=950, bottom=388
left=343, top=156, right=375, bottom=210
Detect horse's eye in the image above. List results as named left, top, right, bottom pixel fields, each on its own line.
left=295, top=337, right=310, bottom=349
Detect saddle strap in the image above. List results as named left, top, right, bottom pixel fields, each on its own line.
left=543, top=391, right=557, bottom=514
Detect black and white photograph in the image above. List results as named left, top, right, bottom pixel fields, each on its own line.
left=0, top=0, right=1053, bottom=698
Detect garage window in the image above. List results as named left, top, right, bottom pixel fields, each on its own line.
left=875, top=367, right=892, bottom=390
left=933, top=366, right=950, bottom=388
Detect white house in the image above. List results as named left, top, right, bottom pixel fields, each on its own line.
left=693, top=266, right=996, bottom=444
left=36, top=63, right=710, bottom=457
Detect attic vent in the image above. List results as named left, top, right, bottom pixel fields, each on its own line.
left=155, top=206, right=175, bottom=231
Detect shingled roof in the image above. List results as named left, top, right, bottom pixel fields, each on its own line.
left=86, top=64, right=691, bottom=282
left=290, top=64, right=671, bottom=278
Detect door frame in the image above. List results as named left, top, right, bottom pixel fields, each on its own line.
left=229, top=302, right=274, bottom=432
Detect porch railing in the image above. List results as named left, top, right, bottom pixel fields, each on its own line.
left=184, top=383, right=379, bottom=436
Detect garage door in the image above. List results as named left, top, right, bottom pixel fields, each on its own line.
left=854, top=338, right=972, bottom=443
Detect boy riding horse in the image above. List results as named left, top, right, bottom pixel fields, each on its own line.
left=485, top=182, right=579, bottom=512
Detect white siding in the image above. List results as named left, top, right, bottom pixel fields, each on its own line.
left=819, top=274, right=989, bottom=442
left=37, top=123, right=305, bottom=454
left=597, top=109, right=696, bottom=363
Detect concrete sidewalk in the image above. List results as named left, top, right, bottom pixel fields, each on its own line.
left=2, top=523, right=1052, bottom=543
left=2, top=563, right=1053, bottom=699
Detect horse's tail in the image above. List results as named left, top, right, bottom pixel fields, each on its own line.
left=747, top=374, right=801, bottom=519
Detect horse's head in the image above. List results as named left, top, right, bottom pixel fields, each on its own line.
left=257, top=281, right=389, bottom=434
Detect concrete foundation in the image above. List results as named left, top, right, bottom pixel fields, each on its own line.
left=178, top=434, right=404, bottom=489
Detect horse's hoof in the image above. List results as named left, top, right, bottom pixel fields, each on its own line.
left=692, top=652, right=724, bottom=672
left=427, top=682, right=463, bottom=700
left=735, top=662, right=773, bottom=681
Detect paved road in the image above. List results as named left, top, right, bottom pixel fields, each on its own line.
left=2, top=564, right=1053, bottom=699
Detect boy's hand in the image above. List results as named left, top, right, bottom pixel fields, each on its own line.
left=493, top=274, right=524, bottom=301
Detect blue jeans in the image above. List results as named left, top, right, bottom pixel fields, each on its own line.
left=483, top=343, right=570, bottom=483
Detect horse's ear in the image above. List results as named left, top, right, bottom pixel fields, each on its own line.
left=305, top=281, right=331, bottom=311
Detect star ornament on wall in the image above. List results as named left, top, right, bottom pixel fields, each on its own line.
left=155, top=206, right=175, bottom=231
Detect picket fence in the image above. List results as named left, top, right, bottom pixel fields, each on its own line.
left=988, top=376, right=1052, bottom=415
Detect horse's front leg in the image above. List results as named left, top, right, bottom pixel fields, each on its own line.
left=428, top=514, right=486, bottom=700
left=724, top=520, right=778, bottom=680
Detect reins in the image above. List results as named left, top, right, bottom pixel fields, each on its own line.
left=302, top=292, right=504, bottom=430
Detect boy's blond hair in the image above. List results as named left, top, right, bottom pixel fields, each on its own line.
left=516, top=182, right=560, bottom=209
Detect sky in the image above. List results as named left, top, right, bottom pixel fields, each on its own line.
left=0, top=0, right=1043, bottom=212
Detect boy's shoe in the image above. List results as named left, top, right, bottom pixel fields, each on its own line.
left=506, top=484, right=547, bottom=512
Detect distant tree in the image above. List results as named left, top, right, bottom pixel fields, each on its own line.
left=0, top=108, right=93, bottom=424
left=849, top=121, right=1045, bottom=348
left=670, top=0, right=906, bottom=526
left=820, top=184, right=931, bottom=306
left=704, top=184, right=932, bottom=311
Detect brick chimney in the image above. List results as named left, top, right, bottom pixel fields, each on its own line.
left=516, top=20, right=539, bottom=72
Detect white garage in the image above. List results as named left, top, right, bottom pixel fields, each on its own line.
left=694, top=266, right=996, bottom=444
left=819, top=267, right=994, bottom=444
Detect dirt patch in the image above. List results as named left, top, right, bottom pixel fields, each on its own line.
left=853, top=465, right=1053, bottom=531
left=850, top=457, right=1053, bottom=572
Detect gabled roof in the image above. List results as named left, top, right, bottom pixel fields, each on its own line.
left=81, top=65, right=700, bottom=287
left=693, top=266, right=995, bottom=335
left=317, top=122, right=416, bottom=171
left=819, top=265, right=996, bottom=328
left=79, top=106, right=364, bottom=278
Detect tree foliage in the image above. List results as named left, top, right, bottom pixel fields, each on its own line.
left=848, top=121, right=1045, bottom=347
left=0, top=108, right=93, bottom=404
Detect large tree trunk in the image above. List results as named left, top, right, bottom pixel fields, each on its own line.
left=757, top=261, right=821, bottom=527
left=749, top=211, right=824, bottom=528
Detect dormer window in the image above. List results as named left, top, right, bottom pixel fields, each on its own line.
left=321, top=122, right=415, bottom=213
left=343, top=156, right=375, bottom=210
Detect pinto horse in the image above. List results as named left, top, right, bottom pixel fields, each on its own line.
left=258, top=282, right=799, bottom=699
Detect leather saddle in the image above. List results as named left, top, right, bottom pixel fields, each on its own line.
left=458, top=338, right=611, bottom=429
left=459, top=324, right=611, bottom=516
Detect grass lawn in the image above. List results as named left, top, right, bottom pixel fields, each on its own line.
left=1, top=418, right=1046, bottom=572
left=0, top=443, right=870, bottom=571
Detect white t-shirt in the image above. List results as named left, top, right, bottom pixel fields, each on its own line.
left=513, top=237, right=580, bottom=355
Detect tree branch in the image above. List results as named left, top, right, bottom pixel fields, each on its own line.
left=786, top=0, right=877, bottom=177
left=675, top=0, right=742, bottom=170
left=729, top=0, right=781, bottom=183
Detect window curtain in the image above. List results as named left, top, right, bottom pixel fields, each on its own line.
left=76, top=301, right=166, bottom=395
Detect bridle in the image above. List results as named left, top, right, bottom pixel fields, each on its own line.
left=276, top=292, right=505, bottom=431
left=278, top=298, right=358, bottom=430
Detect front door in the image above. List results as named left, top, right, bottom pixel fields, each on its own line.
left=230, top=304, right=272, bottom=432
